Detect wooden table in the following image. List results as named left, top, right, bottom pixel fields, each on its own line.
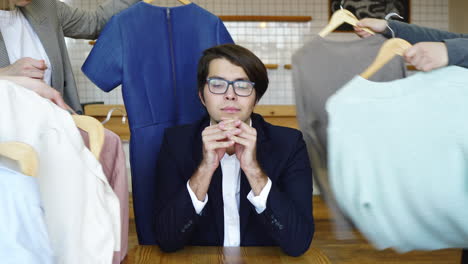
left=124, top=246, right=331, bottom=264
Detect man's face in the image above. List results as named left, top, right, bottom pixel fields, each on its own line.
left=199, top=58, right=257, bottom=124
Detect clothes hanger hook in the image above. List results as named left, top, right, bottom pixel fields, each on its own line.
left=340, top=0, right=345, bottom=10
left=384, top=12, right=404, bottom=38
left=102, top=107, right=127, bottom=125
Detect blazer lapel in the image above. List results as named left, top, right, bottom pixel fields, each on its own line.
left=0, top=8, right=46, bottom=68
left=21, top=4, right=47, bottom=26
left=20, top=5, right=62, bottom=89
left=239, top=113, right=273, bottom=241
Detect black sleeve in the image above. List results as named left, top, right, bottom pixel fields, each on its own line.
left=154, top=132, right=201, bottom=252
left=253, top=132, right=314, bottom=257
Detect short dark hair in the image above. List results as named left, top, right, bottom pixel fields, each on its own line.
left=197, top=44, right=268, bottom=102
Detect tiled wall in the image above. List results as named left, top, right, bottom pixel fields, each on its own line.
left=65, top=0, right=449, bottom=106
left=63, top=0, right=449, bottom=192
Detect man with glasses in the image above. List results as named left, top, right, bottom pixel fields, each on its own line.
left=154, top=44, right=314, bottom=257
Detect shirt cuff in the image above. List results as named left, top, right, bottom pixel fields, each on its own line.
left=247, top=177, right=272, bottom=214
left=187, top=180, right=208, bottom=215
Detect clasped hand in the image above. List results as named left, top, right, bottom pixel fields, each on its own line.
left=201, top=118, right=259, bottom=174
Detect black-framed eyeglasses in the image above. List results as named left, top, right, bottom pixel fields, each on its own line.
left=206, top=78, right=255, bottom=97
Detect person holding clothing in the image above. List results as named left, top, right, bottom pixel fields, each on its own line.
left=154, top=44, right=314, bottom=257
left=354, top=18, right=468, bottom=72
left=355, top=18, right=468, bottom=264
left=0, top=76, right=71, bottom=110
left=0, top=0, right=139, bottom=113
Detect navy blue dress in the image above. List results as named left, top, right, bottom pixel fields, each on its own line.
left=82, top=2, right=234, bottom=244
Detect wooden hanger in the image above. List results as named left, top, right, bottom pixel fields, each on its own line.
left=72, top=115, right=105, bottom=160
left=0, top=142, right=39, bottom=177
left=319, top=9, right=374, bottom=37
left=360, top=38, right=412, bottom=79
left=143, top=0, right=191, bottom=5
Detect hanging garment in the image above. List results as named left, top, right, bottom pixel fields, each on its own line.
left=292, top=35, right=407, bottom=239
left=79, top=128, right=129, bottom=264
left=0, top=80, right=120, bottom=264
left=327, top=66, right=468, bottom=252
left=292, top=34, right=407, bottom=164
left=0, top=166, right=54, bottom=264
left=82, top=2, right=234, bottom=244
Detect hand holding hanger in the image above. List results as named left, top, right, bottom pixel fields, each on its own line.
left=354, top=18, right=388, bottom=38
left=0, top=76, right=72, bottom=111
left=355, top=18, right=449, bottom=72
left=0, top=141, right=39, bottom=177
left=319, top=8, right=374, bottom=37
left=404, top=42, right=449, bottom=72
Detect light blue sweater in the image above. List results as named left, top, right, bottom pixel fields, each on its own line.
left=0, top=166, right=54, bottom=263
left=327, top=66, right=468, bottom=252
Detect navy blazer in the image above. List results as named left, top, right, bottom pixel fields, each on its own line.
left=154, top=113, right=314, bottom=256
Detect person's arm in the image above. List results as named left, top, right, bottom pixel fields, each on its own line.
left=154, top=132, right=205, bottom=252
left=155, top=122, right=238, bottom=252
left=228, top=122, right=314, bottom=257
left=56, top=0, right=139, bottom=39
left=442, top=38, right=468, bottom=68
left=255, top=132, right=314, bottom=257
left=383, top=20, right=468, bottom=44
left=385, top=21, right=468, bottom=68
left=0, top=76, right=72, bottom=111
left=356, top=19, right=468, bottom=70
left=0, top=58, right=47, bottom=79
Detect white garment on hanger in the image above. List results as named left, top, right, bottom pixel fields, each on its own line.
left=0, top=80, right=120, bottom=264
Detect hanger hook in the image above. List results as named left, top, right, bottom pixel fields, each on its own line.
left=102, top=107, right=127, bottom=125
left=384, top=12, right=404, bottom=38
left=340, top=0, right=345, bottom=10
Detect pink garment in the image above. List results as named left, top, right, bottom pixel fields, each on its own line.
left=79, top=128, right=129, bottom=263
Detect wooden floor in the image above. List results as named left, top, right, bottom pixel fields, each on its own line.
left=123, top=196, right=461, bottom=264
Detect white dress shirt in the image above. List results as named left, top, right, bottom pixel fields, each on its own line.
left=0, top=81, right=120, bottom=264
left=0, top=8, right=52, bottom=85
left=187, top=120, right=272, bottom=246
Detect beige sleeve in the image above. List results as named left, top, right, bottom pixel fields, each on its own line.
left=56, top=0, right=139, bottom=39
